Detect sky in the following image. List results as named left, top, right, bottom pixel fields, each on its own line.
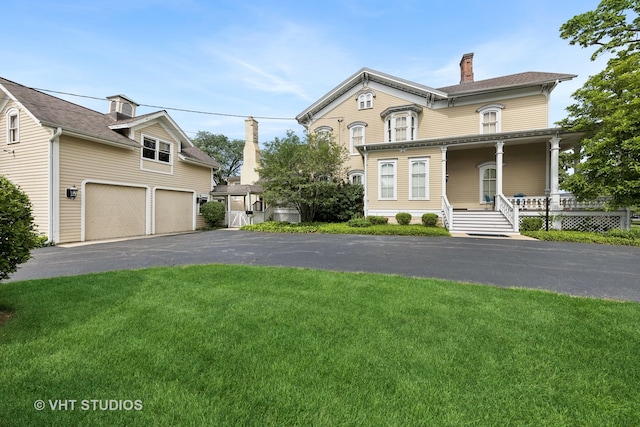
left=2, top=0, right=606, bottom=145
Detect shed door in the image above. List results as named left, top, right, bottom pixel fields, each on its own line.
left=155, top=190, right=194, bottom=234
left=85, top=184, right=147, bottom=241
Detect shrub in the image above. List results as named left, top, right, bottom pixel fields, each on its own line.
left=314, top=183, right=364, bottom=223
left=421, top=213, right=438, bottom=227
left=347, top=218, right=371, bottom=228
left=521, top=217, right=543, bottom=231
left=395, top=212, right=412, bottom=225
left=366, top=216, right=388, bottom=225
left=0, top=175, right=39, bottom=281
left=200, top=201, right=226, bottom=227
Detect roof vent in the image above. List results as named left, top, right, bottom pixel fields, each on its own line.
left=106, top=94, right=138, bottom=117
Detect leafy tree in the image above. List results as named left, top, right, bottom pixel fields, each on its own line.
left=315, top=182, right=364, bottom=223
left=558, top=0, right=640, bottom=208
left=0, top=175, right=38, bottom=281
left=258, top=131, right=349, bottom=222
left=191, top=131, right=244, bottom=184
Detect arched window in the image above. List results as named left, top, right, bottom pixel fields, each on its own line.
left=477, top=104, right=505, bottom=134
left=347, top=122, right=367, bottom=154
left=314, top=126, right=333, bottom=139
left=409, top=158, right=429, bottom=200
left=381, top=106, right=421, bottom=142
left=478, top=162, right=497, bottom=204
left=348, top=170, right=364, bottom=185
left=356, top=90, right=375, bottom=110
left=6, top=108, right=19, bottom=144
left=379, top=159, right=397, bottom=200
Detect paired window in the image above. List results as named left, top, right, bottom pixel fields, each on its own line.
left=357, top=92, right=374, bottom=110
left=142, top=136, right=171, bottom=163
left=409, top=158, right=429, bottom=200
left=348, top=122, right=366, bottom=154
left=379, top=160, right=397, bottom=200
left=314, top=126, right=333, bottom=138
left=6, top=108, right=19, bottom=143
left=477, top=104, right=504, bottom=134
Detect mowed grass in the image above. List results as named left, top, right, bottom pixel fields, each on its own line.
left=1, top=265, right=639, bottom=426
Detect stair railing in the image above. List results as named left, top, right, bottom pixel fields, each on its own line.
left=442, top=195, right=453, bottom=230
left=495, top=194, right=519, bottom=232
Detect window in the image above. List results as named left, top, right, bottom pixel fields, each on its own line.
left=382, top=108, right=419, bottom=142
left=349, top=170, right=364, bottom=185
left=357, top=92, right=374, bottom=109
left=379, top=160, right=397, bottom=200
left=409, top=158, right=429, bottom=200
left=479, top=163, right=497, bottom=204
left=314, top=126, right=333, bottom=140
left=6, top=108, right=19, bottom=143
left=142, top=136, right=172, bottom=163
left=477, top=104, right=504, bottom=134
left=348, top=122, right=367, bottom=154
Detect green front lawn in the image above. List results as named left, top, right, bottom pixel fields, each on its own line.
left=1, top=265, right=639, bottom=426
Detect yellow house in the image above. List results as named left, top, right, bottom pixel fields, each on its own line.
left=0, top=77, right=220, bottom=244
left=296, top=53, right=630, bottom=233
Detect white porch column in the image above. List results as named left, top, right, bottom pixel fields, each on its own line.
left=549, top=136, right=561, bottom=210
left=495, top=141, right=504, bottom=197
left=441, top=146, right=447, bottom=197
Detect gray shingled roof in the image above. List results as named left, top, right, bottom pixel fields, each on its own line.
left=181, top=146, right=221, bottom=169
left=0, top=77, right=139, bottom=148
left=438, top=71, right=577, bottom=95
left=1, top=77, right=221, bottom=170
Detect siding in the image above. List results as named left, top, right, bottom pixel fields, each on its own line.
left=366, top=147, right=443, bottom=216
left=58, top=121, right=211, bottom=242
left=0, top=101, right=51, bottom=237
left=446, top=143, right=547, bottom=208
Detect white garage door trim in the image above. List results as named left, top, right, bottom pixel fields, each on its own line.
left=152, top=186, right=197, bottom=235
left=81, top=179, right=151, bottom=242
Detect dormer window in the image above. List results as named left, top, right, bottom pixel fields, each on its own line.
left=477, top=104, right=505, bottom=134
left=142, top=135, right=172, bottom=164
left=381, top=106, right=421, bottom=142
left=6, top=108, right=19, bottom=143
left=356, top=91, right=374, bottom=110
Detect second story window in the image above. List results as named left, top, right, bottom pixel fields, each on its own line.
left=314, top=126, right=333, bottom=140
left=477, top=104, right=504, bottom=134
left=357, top=92, right=373, bottom=109
left=142, top=136, right=172, bottom=164
left=381, top=105, right=421, bottom=143
left=348, top=122, right=367, bottom=154
left=6, top=108, right=19, bottom=144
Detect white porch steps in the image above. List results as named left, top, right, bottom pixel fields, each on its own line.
left=450, top=210, right=515, bottom=234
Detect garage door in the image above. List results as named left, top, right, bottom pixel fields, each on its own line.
left=85, top=184, right=147, bottom=241
left=155, top=190, right=194, bottom=234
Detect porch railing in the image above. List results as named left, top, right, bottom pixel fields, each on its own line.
left=507, top=195, right=612, bottom=210
left=442, top=195, right=453, bottom=230
left=495, top=194, right=519, bottom=232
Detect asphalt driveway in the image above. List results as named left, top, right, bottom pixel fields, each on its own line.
left=6, top=230, right=640, bottom=302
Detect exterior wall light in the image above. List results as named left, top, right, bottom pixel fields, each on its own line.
left=66, top=185, right=78, bottom=200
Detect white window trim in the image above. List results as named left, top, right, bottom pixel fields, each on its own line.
left=348, top=170, right=364, bottom=185
left=409, top=157, right=430, bottom=200
left=477, top=104, right=504, bottom=134
left=383, top=111, right=418, bottom=142
left=348, top=122, right=367, bottom=155
left=478, top=161, right=497, bottom=204
left=6, top=108, right=19, bottom=144
left=313, top=125, right=333, bottom=136
left=357, top=91, right=374, bottom=110
left=378, top=159, right=397, bottom=201
left=141, top=134, right=173, bottom=165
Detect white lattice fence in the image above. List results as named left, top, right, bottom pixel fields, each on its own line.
left=560, top=214, right=623, bottom=232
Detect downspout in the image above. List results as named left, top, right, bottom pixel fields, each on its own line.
left=363, top=146, right=368, bottom=216
left=49, top=127, right=62, bottom=244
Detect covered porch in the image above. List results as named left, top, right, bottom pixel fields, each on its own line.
left=439, top=129, right=630, bottom=233
left=210, top=183, right=269, bottom=228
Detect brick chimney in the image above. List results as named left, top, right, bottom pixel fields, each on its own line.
left=459, top=53, right=474, bottom=84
